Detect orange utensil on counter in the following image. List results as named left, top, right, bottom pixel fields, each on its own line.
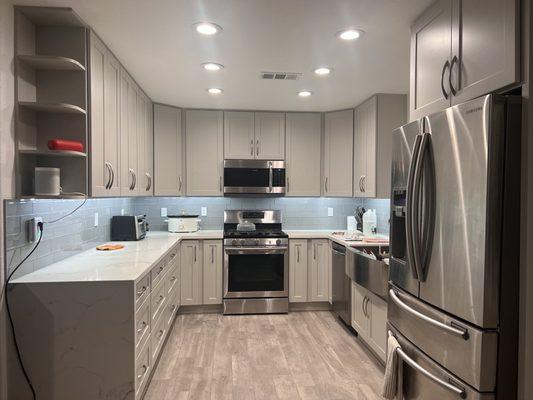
left=96, top=244, right=125, bottom=251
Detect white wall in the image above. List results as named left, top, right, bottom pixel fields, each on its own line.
left=0, top=0, right=15, bottom=398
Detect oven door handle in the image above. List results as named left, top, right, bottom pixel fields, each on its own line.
left=224, top=246, right=288, bottom=254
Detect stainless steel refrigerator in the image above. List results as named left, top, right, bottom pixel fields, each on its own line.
left=388, top=94, right=521, bottom=400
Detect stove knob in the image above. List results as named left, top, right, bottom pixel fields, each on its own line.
left=232, top=240, right=238, bottom=246
left=254, top=239, right=260, bottom=245
left=276, top=239, right=281, bottom=246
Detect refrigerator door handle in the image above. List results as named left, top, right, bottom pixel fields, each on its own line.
left=406, top=134, right=423, bottom=280
left=388, top=331, right=467, bottom=398
left=389, top=290, right=469, bottom=340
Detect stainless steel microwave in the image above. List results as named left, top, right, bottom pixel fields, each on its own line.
left=223, top=159, right=286, bottom=196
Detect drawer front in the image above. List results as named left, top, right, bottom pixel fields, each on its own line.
left=135, top=274, right=150, bottom=310
left=150, top=309, right=168, bottom=364
left=165, top=291, right=179, bottom=328
left=388, top=285, right=497, bottom=391
left=151, top=256, right=168, bottom=288
left=165, top=263, right=179, bottom=298
left=135, top=339, right=151, bottom=396
left=151, top=278, right=167, bottom=323
left=135, top=297, right=150, bottom=351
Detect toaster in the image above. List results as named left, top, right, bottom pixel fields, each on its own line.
left=111, top=215, right=148, bottom=241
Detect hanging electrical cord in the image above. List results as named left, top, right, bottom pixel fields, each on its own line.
left=4, top=195, right=87, bottom=400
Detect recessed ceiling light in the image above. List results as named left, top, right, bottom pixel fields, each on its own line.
left=207, top=88, right=223, bottom=95
left=314, top=67, right=332, bottom=76
left=336, top=29, right=364, bottom=41
left=298, top=90, right=312, bottom=97
left=202, top=62, right=224, bottom=71
left=194, top=22, right=222, bottom=36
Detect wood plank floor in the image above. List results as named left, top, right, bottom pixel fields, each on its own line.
left=145, top=311, right=385, bottom=400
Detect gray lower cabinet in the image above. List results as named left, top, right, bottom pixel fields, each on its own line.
left=323, top=110, right=354, bottom=197
left=180, top=239, right=223, bottom=306
left=185, top=110, right=224, bottom=196
left=353, top=94, right=407, bottom=198
left=289, top=239, right=331, bottom=303
left=351, top=281, right=387, bottom=363
left=285, top=113, right=322, bottom=196
left=410, top=0, right=519, bottom=120
left=154, top=104, right=183, bottom=196
left=202, top=240, right=223, bottom=304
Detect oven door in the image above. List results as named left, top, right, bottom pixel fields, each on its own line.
left=224, top=246, right=288, bottom=298
left=223, top=160, right=286, bottom=195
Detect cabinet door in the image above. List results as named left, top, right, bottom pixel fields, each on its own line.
left=185, top=110, right=223, bottom=196
left=224, top=111, right=255, bottom=159
left=289, top=240, right=308, bottom=303
left=351, top=282, right=369, bottom=339
left=328, top=241, right=333, bottom=304
left=103, top=53, right=121, bottom=196
left=450, top=0, right=519, bottom=105
left=89, top=35, right=108, bottom=196
left=154, top=104, right=182, bottom=196
left=144, top=97, right=153, bottom=196
left=119, top=69, right=135, bottom=195
left=202, top=240, right=223, bottom=305
left=254, top=112, right=285, bottom=160
left=367, top=292, right=387, bottom=363
left=324, top=110, right=354, bottom=197
left=309, top=240, right=329, bottom=302
left=180, top=241, right=202, bottom=305
left=127, top=81, right=140, bottom=195
left=353, top=97, right=377, bottom=198
left=136, top=92, right=147, bottom=195
left=410, top=0, right=452, bottom=121
left=285, top=113, right=321, bottom=196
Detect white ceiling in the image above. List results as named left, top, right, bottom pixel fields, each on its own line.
left=17, top=0, right=433, bottom=111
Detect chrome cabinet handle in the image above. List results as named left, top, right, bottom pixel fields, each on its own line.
left=362, top=295, right=367, bottom=317
left=388, top=331, right=466, bottom=398
left=449, top=55, right=459, bottom=96
left=250, top=139, right=254, bottom=156
left=137, top=321, right=147, bottom=333
left=110, top=163, right=115, bottom=188
left=313, top=244, right=316, bottom=260
left=361, top=175, right=366, bottom=193
left=364, top=296, right=370, bottom=317
left=389, top=290, right=469, bottom=339
left=358, top=176, right=363, bottom=192
left=157, top=329, right=164, bottom=338
left=137, top=365, right=147, bottom=380
left=105, top=162, right=112, bottom=189
left=286, top=176, right=290, bottom=192
left=256, top=139, right=259, bottom=156
left=170, top=275, right=177, bottom=282
left=137, top=286, right=147, bottom=297
left=324, top=177, right=328, bottom=193
left=297, top=245, right=300, bottom=263
left=170, top=304, right=176, bottom=311
left=219, top=176, right=222, bottom=192
left=170, top=252, right=176, bottom=259
left=194, top=245, right=197, bottom=262
left=211, top=245, right=215, bottom=263
left=157, top=265, right=164, bottom=274
left=178, top=176, right=182, bottom=192
left=156, top=294, right=164, bottom=305
left=145, top=172, right=152, bottom=191
left=440, top=60, right=451, bottom=100
left=129, top=168, right=134, bottom=190
left=132, top=170, right=137, bottom=190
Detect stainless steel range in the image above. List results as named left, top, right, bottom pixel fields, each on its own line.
left=223, top=210, right=289, bottom=314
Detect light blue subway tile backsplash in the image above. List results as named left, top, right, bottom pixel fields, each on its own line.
left=4, top=196, right=391, bottom=278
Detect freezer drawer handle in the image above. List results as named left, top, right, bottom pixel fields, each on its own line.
left=388, top=331, right=467, bottom=398
left=389, top=290, right=469, bottom=340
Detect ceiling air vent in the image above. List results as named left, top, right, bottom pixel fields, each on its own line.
left=261, top=72, right=302, bottom=80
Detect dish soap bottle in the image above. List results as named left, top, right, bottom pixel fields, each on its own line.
left=362, top=209, right=377, bottom=236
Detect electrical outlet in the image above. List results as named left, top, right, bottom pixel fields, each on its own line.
left=161, top=207, right=168, bottom=217
left=94, top=212, right=99, bottom=227
left=327, top=207, right=334, bottom=217
left=28, top=217, right=43, bottom=242
left=121, top=209, right=125, bottom=216
left=201, top=207, right=207, bottom=216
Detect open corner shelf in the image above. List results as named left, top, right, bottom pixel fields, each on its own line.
left=18, top=101, right=86, bottom=114
left=19, top=149, right=87, bottom=158
left=18, top=55, right=86, bottom=71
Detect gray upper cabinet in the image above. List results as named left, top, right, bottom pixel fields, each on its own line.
left=409, top=0, right=452, bottom=121
left=90, top=33, right=120, bottom=197
left=323, top=109, right=353, bottom=197
left=450, top=0, right=519, bottom=105
left=353, top=94, right=406, bottom=198
left=137, top=93, right=153, bottom=196
left=410, top=0, right=519, bottom=120
left=224, top=111, right=255, bottom=159
left=285, top=113, right=322, bottom=197
left=185, top=110, right=224, bottom=196
left=254, top=112, right=285, bottom=160
left=154, top=104, right=183, bottom=196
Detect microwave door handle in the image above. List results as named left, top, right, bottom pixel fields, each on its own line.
left=269, top=162, right=273, bottom=192
left=406, top=134, right=423, bottom=280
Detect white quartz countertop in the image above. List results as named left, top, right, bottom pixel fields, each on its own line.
left=11, top=229, right=388, bottom=285
left=286, top=230, right=389, bottom=248
left=10, top=230, right=222, bottom=284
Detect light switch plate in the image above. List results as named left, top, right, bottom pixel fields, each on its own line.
left=121, top=209, right=125, bottom=216
left=201, top=207, right=207, bottom=216
left=327, top=207, right=334, bottom=217
left=161, top=207, right=168, bottom=217
left=94, top=212, right=99, bottom=227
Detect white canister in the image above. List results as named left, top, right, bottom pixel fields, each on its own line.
left=362, top=209, right=377, bottom=236
left=35, top=167, right=60, bottom=196
left=165, top=215, right=201, bottom=233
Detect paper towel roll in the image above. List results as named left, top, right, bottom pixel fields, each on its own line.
left=347, top=216, right=357, bottom=231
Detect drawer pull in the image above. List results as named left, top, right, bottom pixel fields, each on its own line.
left=156, top=295, right=164, bottom=305
left=170, top=253, right=176, bottom=259
left=136, top=286, right=147, bottom=297
left=157, top=329, right=164, bottom=338
left=170, top=304, right=176, bottom=311
left=157, top=266, right=164, bottom=274
left=170, top=276, right=177, bottom=282
left=137, top=321, right=147, bottom=333
left=137, top=365, right=147, bottom=380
